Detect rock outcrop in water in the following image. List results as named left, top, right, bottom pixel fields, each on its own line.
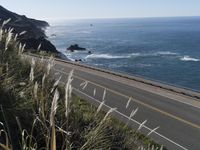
left=0, top=5, right=60, bottom=54
left=67, top=44, right=86, bottom=52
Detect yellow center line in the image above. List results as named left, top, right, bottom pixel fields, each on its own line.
left=52, top=67, right=200, bottom=130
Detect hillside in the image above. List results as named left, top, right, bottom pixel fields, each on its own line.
left=0, top=23, right=161, bottom=150
left=0, top=5, right=59, bottom=54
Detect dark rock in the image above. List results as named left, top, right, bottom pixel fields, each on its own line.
left=88, top=51, right=92, bottom=54
left=75, top=59, right=82, bottom=62
left=50, top=34, right=56, bottom=37
left=21, top=37, right=58, bottom=54
left=67, top=44, right=86, bottom=51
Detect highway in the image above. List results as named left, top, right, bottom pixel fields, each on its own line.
left=30, top=55, right=200, bottom=150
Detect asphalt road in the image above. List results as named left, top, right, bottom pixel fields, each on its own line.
left=29, top=55, right=200, bottom=150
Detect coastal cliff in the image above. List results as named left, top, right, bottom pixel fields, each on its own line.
left=0, top=5, right=59, bottom=54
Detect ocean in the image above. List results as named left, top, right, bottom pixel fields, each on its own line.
left=46, top=17, right=200, bottom=91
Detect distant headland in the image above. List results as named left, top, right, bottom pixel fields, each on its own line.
left=0, top=5, right=61, bottom=55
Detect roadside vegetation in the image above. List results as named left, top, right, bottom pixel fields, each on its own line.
left=0, top=19, right=164, bottom=150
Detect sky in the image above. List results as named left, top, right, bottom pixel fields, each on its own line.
left=0, top=0, right=200, bottom=21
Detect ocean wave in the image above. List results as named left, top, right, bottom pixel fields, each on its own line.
left=64, top=50, right=179, bottom=61
left=137, top=64, right=152, bottom=67
left=85, top=54, right=131, bottom=59
left=155, top=51, right=177, bottom=55
left=180, top=56, right=200, bottom=62
left=62, top=53, right=75, bottom=61
left=67, top=57, right=75, bottom=61
left=85, top=51, right=178, bottom=60
left=130, top=53, right=141, bottom=56
left=131, top=51, right=178, bottom=57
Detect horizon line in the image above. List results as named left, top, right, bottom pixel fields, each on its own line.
left=43, top=15, right=200, bottom=22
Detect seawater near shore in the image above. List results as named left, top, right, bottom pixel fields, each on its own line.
left=46, top=17, right=200, bottom=91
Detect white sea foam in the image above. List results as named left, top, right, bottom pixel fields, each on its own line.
left=156, top=51, right=177, bottom=55
left=137, top=63, right=152, bottom=67
left=64, top=50, right=179, bottom=62
left=67, top=57, right=75, bottom=61
left=85, top=54, right=131, bottom=59
left=132, top=51, right=177, bottom=57
left=130, top=53, right=141, bottom=56
left=131, top=51, right=177, bottom=57
left=180, top=56, right=200, bottom=62
left=85, top=51, right=178, bottom=60
left=62, top=52, right=75, bottom=61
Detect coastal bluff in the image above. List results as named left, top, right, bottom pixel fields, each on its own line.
left=0, top=5, right=59, bottom=54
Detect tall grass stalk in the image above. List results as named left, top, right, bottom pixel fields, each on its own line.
left=21, top=43, right=26, bottom=53
left=80, top=81, right=87, bottom=87
left=0, top=21, right=164, bottom=150
left=138, top=120, right=147, bottom=131
left=50, top=89, right=59, bottom=126
left=125, top=108, right=139, bottom=127
left=82, top=81, right=88, bottom=90
left=0, top=106, right=12, bottom=150
left=147, top=126, right=160, bottom=136
left=95, top=100, right=105, bottom=116
left=18, top=43, right=22, bottom=54
left=29, top=58, right=35, bottom=82
left=65, top=70, right=74, bottom=118
left=50, top=89, right=59, bottom=150
left=51, top=76, right=62, bottom=93
left=93, top=88, right=96, bottom=97
left=5, top=28, right=13, bottom=51
left=13, top=33, right=18, bottom=42
left=0, top=27, right=3, bottom=42
left=102, top=88, right=106, bottom=101
left=101, top=107, right=117, bottom=123
left=2, top=19, right=11, bottom=28
left=46, top=56, right=55, bottom=75
left=34, top=81, right=38, bottom=99
left=19, top=31, right=27, bottom=36
left=42, top=73, right=46, bottom=90
left=37, top=43, right=42, bottom=51
left=126, top=97, right=132, bottom=109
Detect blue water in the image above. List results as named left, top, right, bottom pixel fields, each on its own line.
left=46, top=17, right=200, bottom=91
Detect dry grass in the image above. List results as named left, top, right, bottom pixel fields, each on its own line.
left=0, top=19, right=164, bottom=150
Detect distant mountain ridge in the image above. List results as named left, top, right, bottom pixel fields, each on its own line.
left=0, top=5, right=49, bottom=38
left=0, top=5, right=49, bottom=27
left=0, top=5, right=60, bottom=54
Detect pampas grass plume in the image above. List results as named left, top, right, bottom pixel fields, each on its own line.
left=50, top=89, right=59, bottom=126
left=65, top=70, right=74, bottom=118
